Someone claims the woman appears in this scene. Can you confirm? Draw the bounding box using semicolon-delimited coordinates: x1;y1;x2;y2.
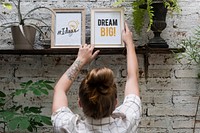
51;23;141;133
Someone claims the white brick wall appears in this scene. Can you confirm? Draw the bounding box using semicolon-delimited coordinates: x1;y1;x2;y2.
0;0;200;132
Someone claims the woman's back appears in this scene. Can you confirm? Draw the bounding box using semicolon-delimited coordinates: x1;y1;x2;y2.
52;94;141;133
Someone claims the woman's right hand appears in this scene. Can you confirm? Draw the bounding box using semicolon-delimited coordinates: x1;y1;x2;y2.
122;22;134;47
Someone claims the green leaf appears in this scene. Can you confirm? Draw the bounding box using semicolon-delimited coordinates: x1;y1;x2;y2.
0;97;5;101
44;83;54;90
38;80;44;83
3;3;12;10
14;89;22;95
3;111;15;121
0;97;5;106
29;107;42;113
40;116;52;125
33;115;41;122
44;80;54;84
132;1;146;35
15;105;22;111
39;82;46;88
27;125;33;132
0;103;5;106
20;80;33;90
28;124;37;132
8;117;20;130
19;117;30;130
40;89;49;95
10;105;16;111
24;106;31;113
21;89;28;94
15;89;27;95
33;89;41;96
0;121;6;124
33;121;44;126
146;0;154;32
26;80;33;85
0;91;6;97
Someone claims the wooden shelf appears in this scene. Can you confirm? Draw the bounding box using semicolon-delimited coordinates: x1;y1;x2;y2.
0;46;185;55
0;46;185;80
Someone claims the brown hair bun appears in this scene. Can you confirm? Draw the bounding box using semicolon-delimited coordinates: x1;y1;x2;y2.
79;67;117;119
86;67;114;95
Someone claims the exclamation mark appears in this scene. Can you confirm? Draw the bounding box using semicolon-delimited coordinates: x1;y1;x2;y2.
114;27;116;36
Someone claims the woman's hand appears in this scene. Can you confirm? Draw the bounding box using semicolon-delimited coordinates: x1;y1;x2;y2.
77;44;100;65
122;22;134;47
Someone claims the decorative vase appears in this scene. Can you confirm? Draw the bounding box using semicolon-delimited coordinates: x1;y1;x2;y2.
147;0;169;48
11;26;36;49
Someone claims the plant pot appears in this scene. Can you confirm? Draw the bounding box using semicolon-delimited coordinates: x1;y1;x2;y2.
11;26;36;49
147;0;169;48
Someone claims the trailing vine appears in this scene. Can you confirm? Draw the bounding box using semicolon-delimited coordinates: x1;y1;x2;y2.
146;0;154;32
132;0;146;34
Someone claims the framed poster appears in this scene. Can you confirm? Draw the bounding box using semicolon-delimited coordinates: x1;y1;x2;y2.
51;8;85;48
91;8;124;48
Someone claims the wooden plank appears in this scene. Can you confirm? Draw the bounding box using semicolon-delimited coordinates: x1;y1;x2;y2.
0;47;185;55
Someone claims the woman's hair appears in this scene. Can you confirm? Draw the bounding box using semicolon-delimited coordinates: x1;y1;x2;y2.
79;67;117;119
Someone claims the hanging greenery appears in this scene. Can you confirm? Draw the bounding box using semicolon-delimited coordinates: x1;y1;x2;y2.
114;0;180;35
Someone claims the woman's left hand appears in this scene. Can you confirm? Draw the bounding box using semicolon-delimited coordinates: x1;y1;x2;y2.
77;44;100;65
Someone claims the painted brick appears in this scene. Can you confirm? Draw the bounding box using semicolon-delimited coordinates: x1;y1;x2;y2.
141;90;173;104
148;54;176;65
0;64;13;78
175;69;199;78
138;128;168;133
147;105;174;116
148;104;196;116
173;96;199;104
172;117;195;128
153;91;173;104
172;129;194;133
140;117;172;128
148;69;172;78
15;64;44;77
146;78;198;91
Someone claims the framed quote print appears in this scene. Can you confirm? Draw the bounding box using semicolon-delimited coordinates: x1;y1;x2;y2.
91;8;124;48
51;8;85;48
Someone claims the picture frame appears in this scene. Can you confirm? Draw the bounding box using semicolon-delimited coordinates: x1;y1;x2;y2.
51;8;85;48
91;8;124;48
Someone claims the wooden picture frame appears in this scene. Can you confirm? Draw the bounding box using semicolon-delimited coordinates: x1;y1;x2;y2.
91;8;124;48
51;8;85;48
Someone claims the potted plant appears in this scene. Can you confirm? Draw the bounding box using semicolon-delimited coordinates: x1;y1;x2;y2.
114;0;180;48
0;0;53;50
0;80;54;132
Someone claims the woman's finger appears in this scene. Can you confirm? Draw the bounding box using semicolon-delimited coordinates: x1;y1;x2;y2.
124;22;130;32
84;44;88;48
91;50;100;60
89;44;95;50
